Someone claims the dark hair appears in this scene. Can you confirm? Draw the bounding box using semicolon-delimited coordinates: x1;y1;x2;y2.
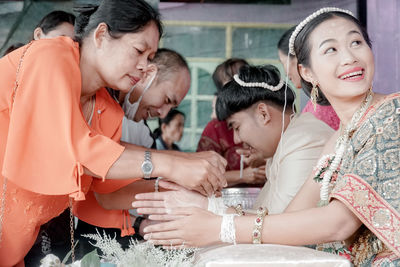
74;0;163;43
153;109;185;139
151;48;189;84
277;25;296;56
3;42;24;56
216;65;295;121
212;58;249;91
34;10;75;37
294;11;372;105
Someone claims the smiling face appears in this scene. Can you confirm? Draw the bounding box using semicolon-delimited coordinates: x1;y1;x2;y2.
95;21;159;94
133;67;191;121
299;16;374;103
226;103;283;159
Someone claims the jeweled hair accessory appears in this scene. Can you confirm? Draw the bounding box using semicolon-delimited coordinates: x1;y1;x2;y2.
289;7;355;56
233;74;284;91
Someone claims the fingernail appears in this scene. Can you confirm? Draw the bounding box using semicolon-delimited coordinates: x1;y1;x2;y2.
143;227;149;233
144;234;149;240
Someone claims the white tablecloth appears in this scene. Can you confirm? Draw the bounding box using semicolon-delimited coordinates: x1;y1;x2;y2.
194;244;351;267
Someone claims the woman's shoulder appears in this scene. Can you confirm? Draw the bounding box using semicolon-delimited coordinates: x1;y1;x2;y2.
28;37;79;63
363;92;400;123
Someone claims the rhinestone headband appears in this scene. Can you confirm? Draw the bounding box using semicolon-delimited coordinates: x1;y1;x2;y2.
289;7;355;56
233;74;284;91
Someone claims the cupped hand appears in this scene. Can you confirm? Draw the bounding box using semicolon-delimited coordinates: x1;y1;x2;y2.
142;207;222;247
132;180;208;220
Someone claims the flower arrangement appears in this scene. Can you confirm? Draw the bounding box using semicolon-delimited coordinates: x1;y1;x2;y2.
40;230;197;267
82;230;197;266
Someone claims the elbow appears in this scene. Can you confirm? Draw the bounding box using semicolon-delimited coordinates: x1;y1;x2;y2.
94;192;114;210
325;200;362;242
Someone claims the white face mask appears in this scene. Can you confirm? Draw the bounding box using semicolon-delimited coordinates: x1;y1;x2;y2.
122;74;156;121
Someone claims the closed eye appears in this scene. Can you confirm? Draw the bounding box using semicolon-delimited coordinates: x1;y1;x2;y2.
135;48;144;55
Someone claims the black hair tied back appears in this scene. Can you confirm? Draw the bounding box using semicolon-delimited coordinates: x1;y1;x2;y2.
73;4;99;41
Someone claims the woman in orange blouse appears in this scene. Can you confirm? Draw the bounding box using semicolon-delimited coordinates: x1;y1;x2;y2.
0;1;226;266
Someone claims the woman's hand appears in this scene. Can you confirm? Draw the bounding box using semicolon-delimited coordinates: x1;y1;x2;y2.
132;180;208;220
168;151;227;196
142;207;222;247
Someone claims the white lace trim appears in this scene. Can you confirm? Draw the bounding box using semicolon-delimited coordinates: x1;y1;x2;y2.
220;214;238;244
208;195;227;215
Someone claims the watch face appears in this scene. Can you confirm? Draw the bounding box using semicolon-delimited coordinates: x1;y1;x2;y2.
142;161;153;173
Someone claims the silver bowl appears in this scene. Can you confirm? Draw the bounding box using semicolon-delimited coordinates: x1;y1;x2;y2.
222;187;261;210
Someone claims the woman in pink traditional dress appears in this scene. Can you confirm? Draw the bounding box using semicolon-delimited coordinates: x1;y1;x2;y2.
278;26;340;131
133;8;400;266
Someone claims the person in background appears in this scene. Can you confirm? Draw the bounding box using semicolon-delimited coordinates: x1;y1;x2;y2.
154;109;185;151
2;43;25;56
32;10;75;40
197;58;266;187
119;48;191;148
277;26;340;131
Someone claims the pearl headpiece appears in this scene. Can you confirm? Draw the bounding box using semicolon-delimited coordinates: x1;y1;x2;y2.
233;74;284;91
289;7;355;56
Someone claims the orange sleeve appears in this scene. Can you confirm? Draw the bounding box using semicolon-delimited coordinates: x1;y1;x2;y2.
1;38;124;200
73;191;136;236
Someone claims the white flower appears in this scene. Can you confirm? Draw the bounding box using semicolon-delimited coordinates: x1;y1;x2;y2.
40;254;62;267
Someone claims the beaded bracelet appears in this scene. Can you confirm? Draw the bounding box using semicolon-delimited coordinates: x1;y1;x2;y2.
252;207;268;244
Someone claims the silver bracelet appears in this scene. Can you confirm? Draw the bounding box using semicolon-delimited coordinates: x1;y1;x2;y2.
155;177;162;192
220;214;238;244
207;195;227;215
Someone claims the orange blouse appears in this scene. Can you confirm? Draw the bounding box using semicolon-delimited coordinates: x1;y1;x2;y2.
73;88;140;237
0;37;125;266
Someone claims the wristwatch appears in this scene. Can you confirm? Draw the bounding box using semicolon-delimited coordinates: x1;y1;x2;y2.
141;150;153;178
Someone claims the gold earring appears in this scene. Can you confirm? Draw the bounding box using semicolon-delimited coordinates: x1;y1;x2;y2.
311;82;319;112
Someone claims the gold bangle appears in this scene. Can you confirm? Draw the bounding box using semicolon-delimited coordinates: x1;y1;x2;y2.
252;206;268;244
234;204;245;216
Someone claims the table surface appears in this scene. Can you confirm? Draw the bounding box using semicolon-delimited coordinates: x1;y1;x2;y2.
193;244;351;267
